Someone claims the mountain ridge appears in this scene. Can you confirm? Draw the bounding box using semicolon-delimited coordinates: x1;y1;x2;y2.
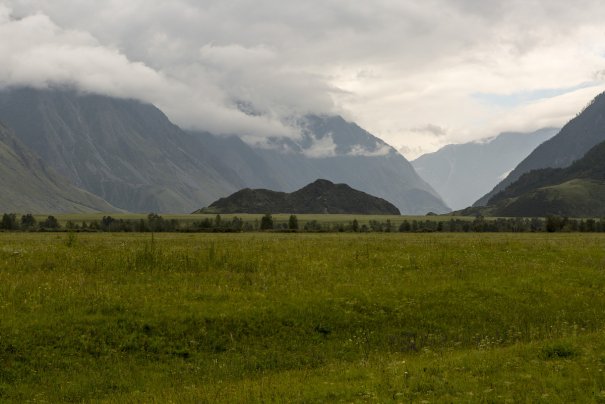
0;87;449;214
474;91;605;206
460;140;605;217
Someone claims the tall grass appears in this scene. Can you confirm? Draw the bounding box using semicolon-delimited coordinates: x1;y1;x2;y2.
0;233;604;402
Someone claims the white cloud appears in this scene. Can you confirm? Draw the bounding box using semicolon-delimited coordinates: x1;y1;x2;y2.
348;144;391;157
1;0;605;157
0;3;298;140
302;133;337;158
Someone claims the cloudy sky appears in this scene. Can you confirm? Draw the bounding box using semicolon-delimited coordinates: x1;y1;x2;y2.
2;0;605;158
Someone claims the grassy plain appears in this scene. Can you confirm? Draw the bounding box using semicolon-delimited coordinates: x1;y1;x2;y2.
1;232;605;402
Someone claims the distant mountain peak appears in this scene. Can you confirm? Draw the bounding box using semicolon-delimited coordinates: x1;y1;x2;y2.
412;128;558;210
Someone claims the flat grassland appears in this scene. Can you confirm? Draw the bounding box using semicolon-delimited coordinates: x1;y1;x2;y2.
1;233;605;402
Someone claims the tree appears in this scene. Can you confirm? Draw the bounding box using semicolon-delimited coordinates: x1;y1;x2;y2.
351;219;359;232
41;215;60;229
288;214;299;230
20;213;37;229
1;213;17;230
260;213;274;230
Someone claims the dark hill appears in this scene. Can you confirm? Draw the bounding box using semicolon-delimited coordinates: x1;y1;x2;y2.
197;179;401;215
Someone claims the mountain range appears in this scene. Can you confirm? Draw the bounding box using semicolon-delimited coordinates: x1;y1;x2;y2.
412;128;558;210
475;92;605;207
0;87;449;215
198;179;401;215
462;140;605;217
463;91;605;217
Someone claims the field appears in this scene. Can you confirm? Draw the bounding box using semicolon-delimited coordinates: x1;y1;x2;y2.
1;232;605;402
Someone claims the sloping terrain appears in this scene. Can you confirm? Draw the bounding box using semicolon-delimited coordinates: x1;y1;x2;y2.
412;128;557;209
0;87;245;213
464;140;605;217
0;122;118;213
198;179;401;214
475;91;605;206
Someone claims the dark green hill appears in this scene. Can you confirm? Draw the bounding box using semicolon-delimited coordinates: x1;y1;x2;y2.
197;179;401;215
464;140;605;217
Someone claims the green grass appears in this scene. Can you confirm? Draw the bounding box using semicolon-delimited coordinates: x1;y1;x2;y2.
1;233;605;402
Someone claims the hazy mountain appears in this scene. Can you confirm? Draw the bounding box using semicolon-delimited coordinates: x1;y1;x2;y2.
475;92;605;206
0;122;118;213
412;128;557;209
198;179;401;215
461;140;605;217
192;115;449;215
0;87;246;213
0;87;448;214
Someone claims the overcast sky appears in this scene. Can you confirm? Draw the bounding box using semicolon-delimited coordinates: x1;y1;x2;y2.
2;1;605;158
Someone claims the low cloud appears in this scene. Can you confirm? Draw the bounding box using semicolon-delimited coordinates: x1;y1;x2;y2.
0;4;299;140
348;143;391;157
302;133;337;158
2;1;605;154
410;124;449;137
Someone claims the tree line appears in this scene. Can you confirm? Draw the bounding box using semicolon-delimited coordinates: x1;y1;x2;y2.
2;212;605;233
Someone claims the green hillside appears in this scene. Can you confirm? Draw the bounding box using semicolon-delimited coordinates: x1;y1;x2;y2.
468;140;605;217
475;91;605;206
0;123;118;213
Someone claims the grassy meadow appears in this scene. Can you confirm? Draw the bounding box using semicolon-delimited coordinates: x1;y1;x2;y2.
1;232;605;402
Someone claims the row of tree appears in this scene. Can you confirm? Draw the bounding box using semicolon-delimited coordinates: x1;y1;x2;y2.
2;212;605;233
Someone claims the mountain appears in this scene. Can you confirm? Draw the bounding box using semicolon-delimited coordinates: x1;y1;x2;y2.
0;87;448;214
462;140;605;217
197;179;401;215
412;128;557;209
0;87;247;213
0;122;118;213
475;92;605;206
193;115;450;215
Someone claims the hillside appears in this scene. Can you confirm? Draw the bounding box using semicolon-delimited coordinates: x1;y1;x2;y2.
0;87;248;213
197;179;401;214
0;88;448;215
475;91;605;206
412;128;557;209
465;140;605;217
0;122;119;213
